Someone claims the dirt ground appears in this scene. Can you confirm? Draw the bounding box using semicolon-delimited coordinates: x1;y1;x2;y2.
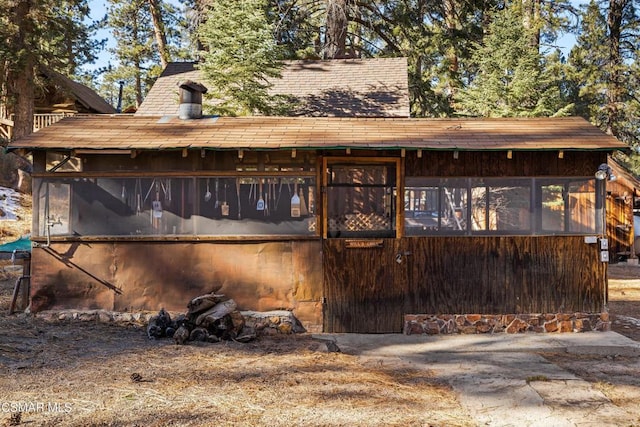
1;267;639;427
539;262;640;421
608;262;640;342
1;194;640;426
0;267;474;427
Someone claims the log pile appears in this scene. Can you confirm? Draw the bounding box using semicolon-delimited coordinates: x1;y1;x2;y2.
147;293;256;344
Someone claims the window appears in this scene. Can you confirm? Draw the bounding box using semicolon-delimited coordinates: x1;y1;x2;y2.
325;162;397;238
405;179;467;235
32;175;317;238
36;180;71;237
405;177;597;236
471;180;531;233
540;183;565;232
539;179;596;233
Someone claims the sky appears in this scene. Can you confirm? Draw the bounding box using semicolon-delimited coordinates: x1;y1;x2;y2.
85;0;109;71
84;0;183;73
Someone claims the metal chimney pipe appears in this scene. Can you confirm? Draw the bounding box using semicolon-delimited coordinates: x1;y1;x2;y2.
178;81;208;120
116;81;124;113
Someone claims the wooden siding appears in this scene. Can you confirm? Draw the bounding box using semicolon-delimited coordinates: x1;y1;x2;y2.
607;194;633;259
323;236;606;333
27;148;616;334
605;161;639;259
54;150;318;174
323;239;406;333
405;150;608;177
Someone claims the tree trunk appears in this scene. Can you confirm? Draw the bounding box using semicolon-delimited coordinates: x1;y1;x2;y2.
443;0;459;107
521;0;541;49
148;0;171;69
131;11;144;107
8;59;35;140
606;0;625;136
8;0;35;140
324;0;348;59
1;59;9;121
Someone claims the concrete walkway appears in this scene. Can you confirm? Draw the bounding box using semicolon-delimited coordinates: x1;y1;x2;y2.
316;332;640;426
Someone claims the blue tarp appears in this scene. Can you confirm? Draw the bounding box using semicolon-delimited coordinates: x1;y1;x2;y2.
0;235;31;253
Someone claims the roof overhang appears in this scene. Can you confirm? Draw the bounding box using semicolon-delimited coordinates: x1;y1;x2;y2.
8;115;628;153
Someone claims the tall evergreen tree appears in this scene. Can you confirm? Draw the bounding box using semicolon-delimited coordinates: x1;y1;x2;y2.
107;0;157;108
148;0;171;69
455;5;570;117
567;0;639;149
106;3;151;107
323;0;349;58
519;0;575;49
197;0;287;116
566;2;609;124
99;0;184;110
603;0;636;138
268;0;320;59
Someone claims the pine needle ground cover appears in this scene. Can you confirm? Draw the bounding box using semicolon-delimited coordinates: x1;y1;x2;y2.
0;273;472;427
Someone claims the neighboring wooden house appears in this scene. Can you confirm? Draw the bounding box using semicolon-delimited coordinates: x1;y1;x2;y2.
35;69;117;115
7;58;628;334
0;68;116;141
606;157;640;261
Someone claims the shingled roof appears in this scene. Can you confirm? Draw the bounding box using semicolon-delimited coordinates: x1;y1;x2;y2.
135;58;410;118
9;116;626;152
41;69;117;114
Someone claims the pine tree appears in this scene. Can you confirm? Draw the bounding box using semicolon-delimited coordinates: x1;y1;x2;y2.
455;5;569;117
268;0;320;59
566;1;609;125
104;0;163;109
566;0;640;172
148;0;171;69
567;0;639;147
197;0;287;116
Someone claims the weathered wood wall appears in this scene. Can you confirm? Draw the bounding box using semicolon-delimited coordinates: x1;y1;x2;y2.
606;168;637;259
29;241;324;332
323;239;406;333
323;236;606;333
29;148;613;334
405;150;608;177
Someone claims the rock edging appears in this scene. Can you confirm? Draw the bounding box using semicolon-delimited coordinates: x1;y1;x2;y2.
33;309;305;337
404;313;611;335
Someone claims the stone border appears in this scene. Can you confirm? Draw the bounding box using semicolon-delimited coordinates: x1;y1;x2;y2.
404;313;611;335
33;309;305;336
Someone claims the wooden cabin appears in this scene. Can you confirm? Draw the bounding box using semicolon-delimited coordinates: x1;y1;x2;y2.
35;69;117;116
606;157;640;261
9;113;626;333
6;58;630;334
0;68;116;141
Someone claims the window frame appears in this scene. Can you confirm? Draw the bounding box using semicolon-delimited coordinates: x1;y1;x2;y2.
31;170;319;241
322;157;402;239
404;176;598;237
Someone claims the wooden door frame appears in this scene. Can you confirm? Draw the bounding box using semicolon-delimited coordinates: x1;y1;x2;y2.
321;156;404;239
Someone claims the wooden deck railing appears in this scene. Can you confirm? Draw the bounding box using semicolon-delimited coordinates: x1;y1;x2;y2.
33;113;74;131
0;112;75;141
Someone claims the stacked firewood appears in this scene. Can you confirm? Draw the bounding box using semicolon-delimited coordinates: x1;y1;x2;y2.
147;293;256;344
